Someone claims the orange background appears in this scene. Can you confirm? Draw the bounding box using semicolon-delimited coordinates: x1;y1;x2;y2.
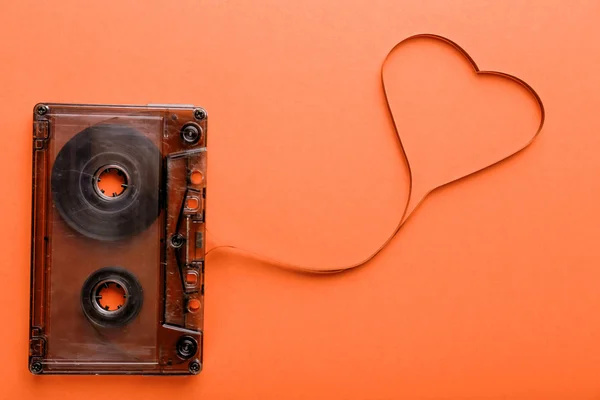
1;0;600;398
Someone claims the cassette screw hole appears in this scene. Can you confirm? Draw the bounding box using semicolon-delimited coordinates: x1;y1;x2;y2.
193;108;206;121
170;234;185;248
189;360;202;375
30;361;43;374
95;282;127;312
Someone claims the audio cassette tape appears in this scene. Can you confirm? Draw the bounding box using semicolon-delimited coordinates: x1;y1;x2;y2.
29;103;207;375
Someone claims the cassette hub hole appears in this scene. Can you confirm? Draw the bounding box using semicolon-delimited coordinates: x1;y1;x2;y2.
82;267;143;327
94;280;128;313
94;165;129;200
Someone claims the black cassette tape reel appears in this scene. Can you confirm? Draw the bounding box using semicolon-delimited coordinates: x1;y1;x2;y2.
51;124;155;327
51;123;161;241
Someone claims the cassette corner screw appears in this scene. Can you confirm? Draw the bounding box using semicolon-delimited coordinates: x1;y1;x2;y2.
30;361;43;374
193;108;207;121
189;360;202;375
36;104;49;116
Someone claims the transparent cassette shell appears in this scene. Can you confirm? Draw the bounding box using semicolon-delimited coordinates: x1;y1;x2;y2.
30;104;207;375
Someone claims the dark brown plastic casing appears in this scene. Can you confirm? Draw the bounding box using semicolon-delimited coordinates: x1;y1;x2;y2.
30;103;207;375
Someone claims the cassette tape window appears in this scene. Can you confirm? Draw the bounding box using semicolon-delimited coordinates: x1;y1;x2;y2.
30;104;207;375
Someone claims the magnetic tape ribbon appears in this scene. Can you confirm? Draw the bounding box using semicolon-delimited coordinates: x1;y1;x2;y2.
206;33;546;274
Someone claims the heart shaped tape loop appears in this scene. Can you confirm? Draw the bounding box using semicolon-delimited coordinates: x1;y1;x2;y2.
208;34;545;273
382;34;546;227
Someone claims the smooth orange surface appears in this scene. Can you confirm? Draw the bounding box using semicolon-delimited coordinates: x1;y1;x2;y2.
1;0;600;398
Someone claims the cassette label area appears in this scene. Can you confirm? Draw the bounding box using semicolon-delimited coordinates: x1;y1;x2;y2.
30;104;207;375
